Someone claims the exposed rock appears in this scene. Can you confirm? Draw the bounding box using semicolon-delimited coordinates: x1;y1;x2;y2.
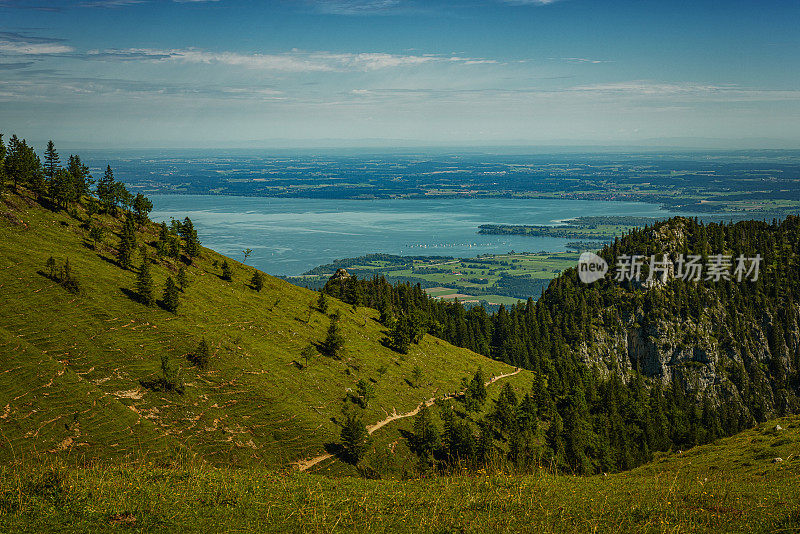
329;268;351;281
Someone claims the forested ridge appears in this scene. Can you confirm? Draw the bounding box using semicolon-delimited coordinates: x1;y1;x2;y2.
324;216;800;473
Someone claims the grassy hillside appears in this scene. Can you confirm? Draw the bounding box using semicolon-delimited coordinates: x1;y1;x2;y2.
0;416;797;532
0;190;529;468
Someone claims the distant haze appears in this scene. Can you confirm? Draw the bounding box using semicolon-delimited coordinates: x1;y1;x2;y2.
1;1;799;149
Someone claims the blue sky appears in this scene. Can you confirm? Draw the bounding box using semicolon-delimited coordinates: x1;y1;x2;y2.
1;0;799;148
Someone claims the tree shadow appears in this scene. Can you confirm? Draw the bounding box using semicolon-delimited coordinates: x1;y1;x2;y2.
97;253;122;269
120;287;144;304
323;442;343;457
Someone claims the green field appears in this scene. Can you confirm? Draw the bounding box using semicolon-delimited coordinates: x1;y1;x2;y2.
1;416;797;532
292;252;580;305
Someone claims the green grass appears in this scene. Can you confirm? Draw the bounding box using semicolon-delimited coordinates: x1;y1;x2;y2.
291;252;578;303
0;416;798;532
0;190;528;468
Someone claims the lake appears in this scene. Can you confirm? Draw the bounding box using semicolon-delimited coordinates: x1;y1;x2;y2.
149;196;683;276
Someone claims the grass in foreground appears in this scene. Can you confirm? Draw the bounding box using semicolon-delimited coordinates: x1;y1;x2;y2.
1;417;798;533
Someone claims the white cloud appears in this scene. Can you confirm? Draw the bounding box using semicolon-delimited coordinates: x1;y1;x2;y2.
0;40;73;54
569;81;800;102
500;0;563;5
560;57;610;64
89;47;495;72
310;0;402;15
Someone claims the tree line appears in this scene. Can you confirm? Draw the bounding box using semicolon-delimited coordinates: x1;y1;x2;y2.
324;216;800;474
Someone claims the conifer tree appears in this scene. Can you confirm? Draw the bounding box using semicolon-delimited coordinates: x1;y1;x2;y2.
409;405;440;468
465;367;487;412
317;291;329;313
159;354;183;393
66;154;92;201
322;311;345;359
378;295;393;325
179;217;201;260
300;343;316;367
354;378;374;408
411;365;423;388
43;140;60;182
58;258;80;294
250;269;264;291
133;193;153;225
340;410;370;465
96;165;116;213
49;169;76;210
5;136;44;195
190;338;210;369
88;225;104;249
221;260;232;281
176;266;188;291
135;258;155;307
162;276;180;313
118;214;137;269
45;256;57;279
388;315;412;354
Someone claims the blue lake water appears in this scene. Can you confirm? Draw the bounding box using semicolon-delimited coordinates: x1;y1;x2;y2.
149;196;684;276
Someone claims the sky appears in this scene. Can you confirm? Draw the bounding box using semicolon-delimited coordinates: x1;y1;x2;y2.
1;0;799;149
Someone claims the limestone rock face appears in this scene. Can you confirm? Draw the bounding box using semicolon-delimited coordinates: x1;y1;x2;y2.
329;268;351;282
571;218;800;422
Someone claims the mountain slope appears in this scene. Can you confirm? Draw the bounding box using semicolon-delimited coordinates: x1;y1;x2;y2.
0;190;530;467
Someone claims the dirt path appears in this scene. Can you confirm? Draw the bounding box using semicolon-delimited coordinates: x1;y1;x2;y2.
292;367;521;472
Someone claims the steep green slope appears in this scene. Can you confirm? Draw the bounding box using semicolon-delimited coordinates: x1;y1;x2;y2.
1;416;797;532
0;190;528;467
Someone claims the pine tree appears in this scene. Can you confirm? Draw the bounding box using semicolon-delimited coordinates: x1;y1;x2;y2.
88;225;104;249
388;315;412;354
221;260;232;281
409;405;440;468
250;270;264;291
58;258;80;294
118;214;137;269
317;291;329;313
190;338;210;369
180;217;201;260
322;311;345;359
465;367;487;412
135;258;155;307
43;140;60;182
300;343;316;367
378;295;393;325
411;365;423;388
159;354;183;393
133;193;153;225
96;165;116;214
162;276;180;313
66;154;92;201
49;169;76;210
45;256;57;279
339;410;370;465
5;136;44;195
354;378;374;408
176;266;188;291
